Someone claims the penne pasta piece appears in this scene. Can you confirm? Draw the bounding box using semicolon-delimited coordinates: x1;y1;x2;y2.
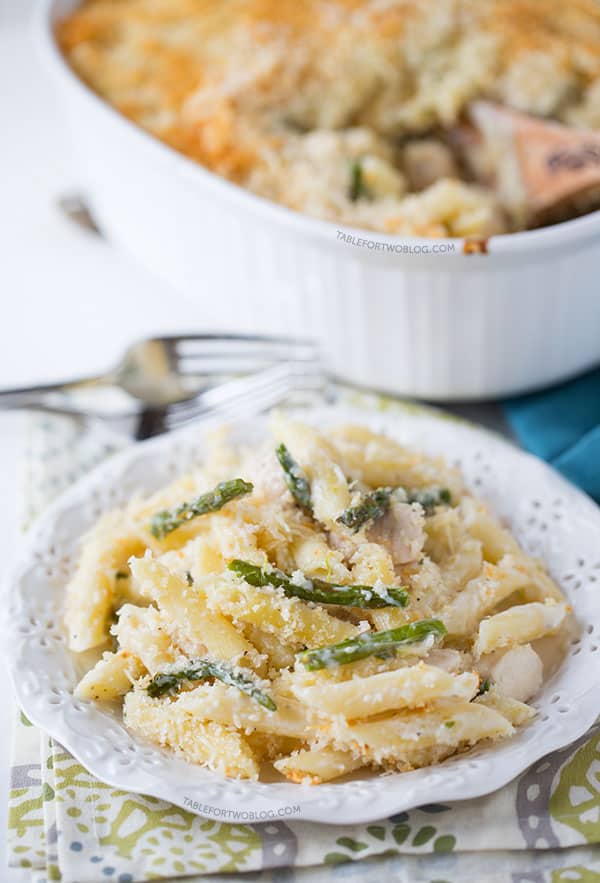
242;624;297;672
329;701;514;765
130;554;257;665
65;511;147;651
368;606;417;631
270;414;351;524
155;546;196;580
292;535;351;584
191;515;265;577
474;600;570;656
275;747;365;784
347;542;397;587
124;689;259;779
75;649;143;702
369;558;451;631
439;539;484;594
506;556;567;604
114;603;184;674
246;732;303;763
424;507;470;562
423;506;484;593
440;557;537;636
204;574;358;647
474;688;536;726
291;665;479;717
327;424;465;498
174;681;317;739
459;497;522;564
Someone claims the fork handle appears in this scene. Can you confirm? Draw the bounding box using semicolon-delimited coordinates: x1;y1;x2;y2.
0;373;107;408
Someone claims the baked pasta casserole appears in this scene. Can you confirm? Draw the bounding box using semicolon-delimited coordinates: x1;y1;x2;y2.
67;416;571;783
58;0;600;237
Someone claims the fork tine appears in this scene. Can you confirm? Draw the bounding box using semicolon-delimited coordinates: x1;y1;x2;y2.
174;356;311;376
157;332;316;347
171;371;325;413
161;334;318;362
164;363;323;430
166;363;298;417
164;378;294;430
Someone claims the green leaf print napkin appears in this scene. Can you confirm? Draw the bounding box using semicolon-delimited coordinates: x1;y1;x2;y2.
7;403;600;883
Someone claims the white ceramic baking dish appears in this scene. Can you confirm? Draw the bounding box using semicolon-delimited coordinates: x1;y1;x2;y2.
38;0;600;401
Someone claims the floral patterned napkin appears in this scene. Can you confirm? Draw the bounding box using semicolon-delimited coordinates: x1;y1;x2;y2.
7;402;600;883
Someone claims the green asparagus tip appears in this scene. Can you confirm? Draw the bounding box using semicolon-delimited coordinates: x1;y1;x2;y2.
275;443;313;515
337;485;452;534
336;487;393;533
150;478;253;539
349;159;369;202
476;677;492;697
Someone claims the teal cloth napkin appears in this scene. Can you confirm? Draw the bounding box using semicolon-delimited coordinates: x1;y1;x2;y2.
504;366;600;502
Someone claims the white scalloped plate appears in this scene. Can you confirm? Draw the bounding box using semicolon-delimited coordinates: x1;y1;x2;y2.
6;405;600;824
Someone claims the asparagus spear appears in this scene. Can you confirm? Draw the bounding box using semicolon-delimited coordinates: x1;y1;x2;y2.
336;485;452;532
297;618;447;670
146;658;277;710
349;160;368;202
150;478;253;539
336;487;393;532
229;559;408;608
406;487;452;514
476;677;492;697
275;443;312;515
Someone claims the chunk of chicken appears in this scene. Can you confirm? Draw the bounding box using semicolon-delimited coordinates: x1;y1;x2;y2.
248;446;289;506
402;139;459;192
366;500;425;566
425;648;469;674
478;643;543;703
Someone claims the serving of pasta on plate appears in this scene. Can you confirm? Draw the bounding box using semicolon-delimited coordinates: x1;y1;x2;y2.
66;415;572;785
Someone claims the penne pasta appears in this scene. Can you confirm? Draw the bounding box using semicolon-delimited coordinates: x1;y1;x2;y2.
290;664;479;717
67;418;570;782
475;600;570;656
440;557;538;636
113;603;184;674
475;689;537;726
275;747;364;784
174;682;317;739
124;689;259;779
65;511;147;651
329;701;514;765
203;574;358;647
75;650;144;702
130;554;258;666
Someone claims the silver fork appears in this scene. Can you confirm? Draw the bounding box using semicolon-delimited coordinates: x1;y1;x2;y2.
23;361;329;441
0;333;319;409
